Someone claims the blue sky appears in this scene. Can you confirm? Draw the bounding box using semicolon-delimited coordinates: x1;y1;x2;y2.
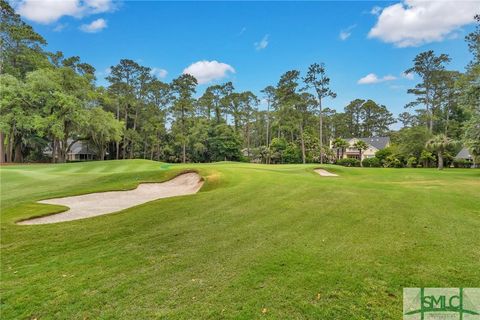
14;1;478;120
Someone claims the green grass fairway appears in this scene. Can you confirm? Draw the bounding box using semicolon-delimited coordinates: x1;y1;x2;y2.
1;160;479;319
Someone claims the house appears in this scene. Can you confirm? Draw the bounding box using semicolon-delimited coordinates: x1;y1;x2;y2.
331;137;390;161
455;147;472;161
44;140;96;161
67;141;96;161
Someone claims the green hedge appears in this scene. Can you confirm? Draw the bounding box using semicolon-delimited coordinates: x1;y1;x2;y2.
453;159;472;168
362;157;381;167
336;158;360;167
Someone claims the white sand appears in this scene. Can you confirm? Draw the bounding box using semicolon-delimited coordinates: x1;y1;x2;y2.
18;172;203;225
314;169;338;177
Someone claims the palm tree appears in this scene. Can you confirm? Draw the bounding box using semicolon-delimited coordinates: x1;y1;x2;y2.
332;138;342;160
426;134;455;170
353;140;369;167
332;137;349;160
338;139;350;159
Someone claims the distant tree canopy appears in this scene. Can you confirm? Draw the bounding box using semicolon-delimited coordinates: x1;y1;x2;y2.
0;0;478;166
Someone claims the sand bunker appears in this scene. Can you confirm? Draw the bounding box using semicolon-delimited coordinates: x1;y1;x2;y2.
18;172;203;225
315;169;338;177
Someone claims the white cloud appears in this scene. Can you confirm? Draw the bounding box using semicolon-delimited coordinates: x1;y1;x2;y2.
84;0;114;13
368;0;479;47
183;60;235;84
151;68;168;79
79;18;107;33
15;0;115;24
339;25;356;41
53;23;68;32
339;31;351;41
370;6;382;15
254;34;269;50
382;75;397;81
401;72;414;80
358;73;397;85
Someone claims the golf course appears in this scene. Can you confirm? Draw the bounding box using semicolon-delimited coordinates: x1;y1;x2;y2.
1;160;479;319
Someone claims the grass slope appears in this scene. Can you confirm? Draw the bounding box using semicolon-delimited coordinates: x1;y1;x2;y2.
1;160;479;319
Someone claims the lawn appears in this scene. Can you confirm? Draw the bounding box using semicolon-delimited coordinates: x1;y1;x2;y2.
1;160;479;319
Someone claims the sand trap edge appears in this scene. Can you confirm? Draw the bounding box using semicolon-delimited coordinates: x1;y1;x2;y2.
314;169;338;177
16;171;204;225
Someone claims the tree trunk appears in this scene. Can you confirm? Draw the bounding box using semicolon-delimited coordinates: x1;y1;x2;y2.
266;102;270;147
445;106;449;135
63;135;69;163
123;106;128;159
437;151;444;170
130;107;138;159
247;123;251;157
14;142;23;163
51;139;57;163
319;98;323;164
7;131;13;163
425;85;433;134
359;150;363;167
429;111;433;134
182;140;186;163
100;147;105;161
156;134;161;161
299;122;306;164
0;131;5;164
116;102;120;160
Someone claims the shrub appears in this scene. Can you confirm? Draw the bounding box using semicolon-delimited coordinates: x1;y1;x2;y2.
336;158;360;167
375;147;393;163
384;155;403;168
444;152;454;167
420;150;436;168
453;158;471;168
283;143;301;164
406;156;417;168
362;157;381;167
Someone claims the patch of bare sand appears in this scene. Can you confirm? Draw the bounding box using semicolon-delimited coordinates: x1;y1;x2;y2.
18;172;203;225
315;169;338;177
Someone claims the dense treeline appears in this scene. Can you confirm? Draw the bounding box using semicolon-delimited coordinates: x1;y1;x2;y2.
1;1;479;167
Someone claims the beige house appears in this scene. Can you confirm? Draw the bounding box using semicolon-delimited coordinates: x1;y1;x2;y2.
331;137;390;161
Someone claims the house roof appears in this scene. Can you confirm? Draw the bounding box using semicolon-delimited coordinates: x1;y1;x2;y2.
69;141;94;155
352;137;390;150
455;147;472;159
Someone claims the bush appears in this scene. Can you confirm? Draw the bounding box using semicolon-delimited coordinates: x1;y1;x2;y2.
420;150;436;168
384;155;403;168
406;156;417;168
453;158;472;168
362;157;381;167
375;147;394;163
283;142;301;164
336;158;360;167
444;152;454;167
